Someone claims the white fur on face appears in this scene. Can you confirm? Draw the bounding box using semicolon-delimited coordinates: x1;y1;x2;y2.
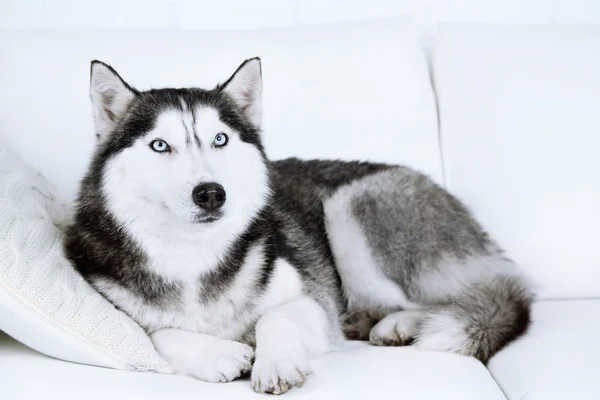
101;105;270;280
103;105;268;223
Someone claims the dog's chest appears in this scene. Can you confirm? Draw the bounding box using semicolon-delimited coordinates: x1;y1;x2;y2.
166;282;256;339
99;275;257;340
107;240;265;339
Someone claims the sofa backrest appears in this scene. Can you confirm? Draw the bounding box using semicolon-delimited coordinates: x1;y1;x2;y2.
1;17;599;301
433;24;600;299
3;0;600;36
0;18;441;202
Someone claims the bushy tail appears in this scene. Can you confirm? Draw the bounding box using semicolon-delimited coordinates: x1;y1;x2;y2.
414;275;533;363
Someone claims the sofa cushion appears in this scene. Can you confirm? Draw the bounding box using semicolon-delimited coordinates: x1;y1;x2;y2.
488;300;600;400
0;137;171;373
0;331;507;399
433;24;600;298
0;17;441;203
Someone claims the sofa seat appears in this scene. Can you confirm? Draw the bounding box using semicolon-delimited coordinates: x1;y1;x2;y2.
0;332;505;399
3;299;599;399
0;299;600;400
489;299;600;400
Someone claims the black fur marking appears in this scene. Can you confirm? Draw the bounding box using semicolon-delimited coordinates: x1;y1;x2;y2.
103;106;116;123
182;119;192;147
271;158;393;192
64;201;183;308
100;91;117;122
190;104;201;149
257;232;277;290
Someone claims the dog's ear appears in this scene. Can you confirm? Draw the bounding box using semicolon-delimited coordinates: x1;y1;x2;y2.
90;60;137;142
220;58;262;128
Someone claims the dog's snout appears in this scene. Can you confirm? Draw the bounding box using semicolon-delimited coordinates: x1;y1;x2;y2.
192;183;226;211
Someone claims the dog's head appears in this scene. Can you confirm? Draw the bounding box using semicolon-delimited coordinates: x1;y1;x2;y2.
88;59;270;230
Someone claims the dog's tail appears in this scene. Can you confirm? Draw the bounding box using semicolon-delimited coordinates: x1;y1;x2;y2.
414;274;533;363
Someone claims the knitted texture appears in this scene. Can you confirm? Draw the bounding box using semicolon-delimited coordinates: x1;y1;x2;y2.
0;137;172;373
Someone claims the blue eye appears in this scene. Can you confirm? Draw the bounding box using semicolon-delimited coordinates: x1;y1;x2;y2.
150;139;170;153
214;133;228;148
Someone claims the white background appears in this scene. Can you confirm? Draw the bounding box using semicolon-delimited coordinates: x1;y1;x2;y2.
2;0;600;34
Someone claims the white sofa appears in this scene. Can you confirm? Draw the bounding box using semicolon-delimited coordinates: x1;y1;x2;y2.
1;12;600;400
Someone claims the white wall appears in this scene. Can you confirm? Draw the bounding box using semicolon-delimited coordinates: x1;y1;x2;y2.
2;0;600;36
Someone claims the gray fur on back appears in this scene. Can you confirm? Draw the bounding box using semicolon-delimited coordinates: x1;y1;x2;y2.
350;166;495;301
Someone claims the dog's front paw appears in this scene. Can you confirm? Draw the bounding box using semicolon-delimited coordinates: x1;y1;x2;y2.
251;356;311;395
191;339;254;383
151;330;254;383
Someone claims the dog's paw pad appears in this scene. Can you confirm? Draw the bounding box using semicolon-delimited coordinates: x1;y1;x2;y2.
251;357;311;395
341;309;382;341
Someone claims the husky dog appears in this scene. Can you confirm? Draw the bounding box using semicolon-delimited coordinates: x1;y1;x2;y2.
65;58;533;394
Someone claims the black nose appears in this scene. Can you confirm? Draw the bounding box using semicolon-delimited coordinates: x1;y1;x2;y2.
192;183;226;211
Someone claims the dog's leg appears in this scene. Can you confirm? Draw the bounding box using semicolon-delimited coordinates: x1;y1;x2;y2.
323;171;423;317
325;168;533;362
150;328;254;382
251;296;332;395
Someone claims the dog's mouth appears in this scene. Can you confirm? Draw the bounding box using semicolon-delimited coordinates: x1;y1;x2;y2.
158;202;223;224
197;217;219;224
192;212;223;224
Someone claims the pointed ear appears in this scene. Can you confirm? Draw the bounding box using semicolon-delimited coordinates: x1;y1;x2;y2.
89;60;137;141
220;58;262;128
